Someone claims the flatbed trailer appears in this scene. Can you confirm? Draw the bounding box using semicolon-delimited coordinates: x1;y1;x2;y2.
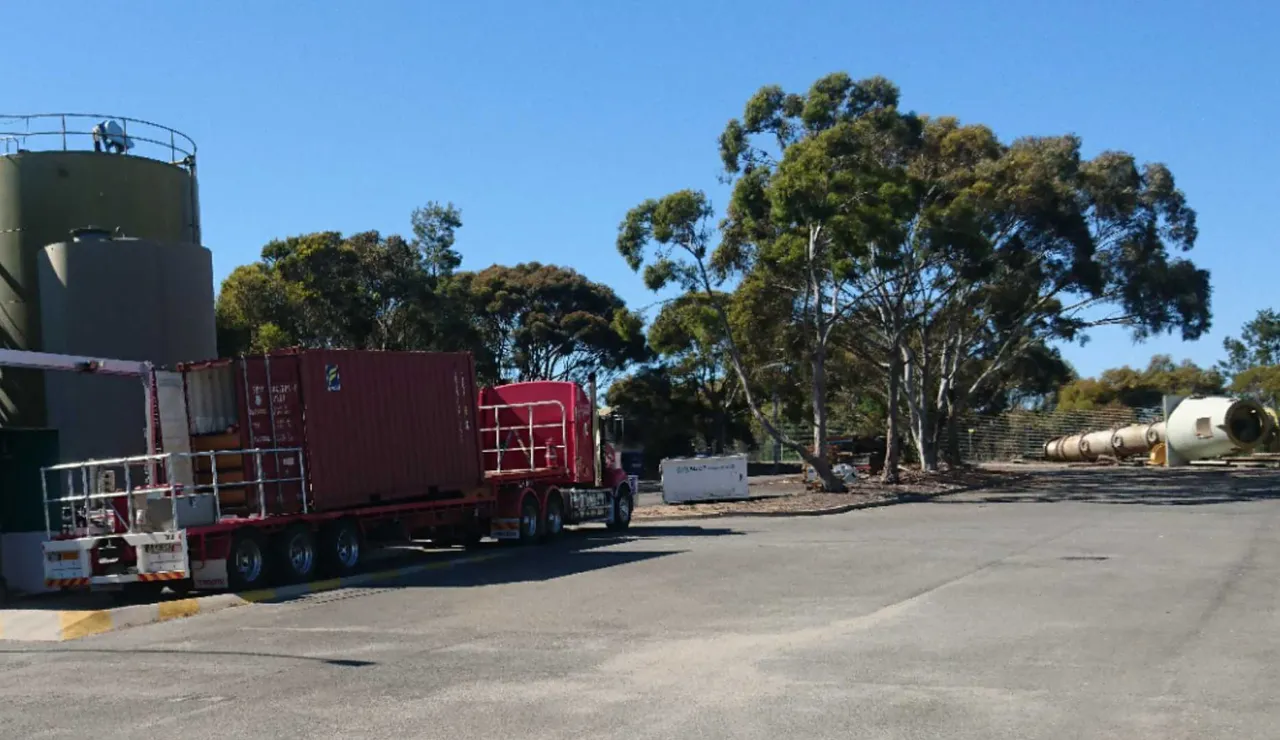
6;348;636;594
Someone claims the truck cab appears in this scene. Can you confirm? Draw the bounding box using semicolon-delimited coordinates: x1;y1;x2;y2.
478;379;636;542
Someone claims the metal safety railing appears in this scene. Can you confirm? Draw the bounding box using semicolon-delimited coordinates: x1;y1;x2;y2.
479;400;569;476
41;447;304;539
0;112;196;168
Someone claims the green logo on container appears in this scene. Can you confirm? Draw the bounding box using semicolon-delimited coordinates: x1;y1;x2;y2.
325;364;341;392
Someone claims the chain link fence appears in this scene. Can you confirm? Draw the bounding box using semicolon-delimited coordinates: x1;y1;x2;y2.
741;407;1165;465
955;406;1162;462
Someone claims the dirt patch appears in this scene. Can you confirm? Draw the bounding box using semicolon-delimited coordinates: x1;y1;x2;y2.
634;466;1016;520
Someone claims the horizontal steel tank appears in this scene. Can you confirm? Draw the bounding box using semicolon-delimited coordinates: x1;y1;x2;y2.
38;231;215;463
1053;433;1087;462
1080;428;1118;461
0;114;199;428
1111;422;1164;458
1165;396;1271;461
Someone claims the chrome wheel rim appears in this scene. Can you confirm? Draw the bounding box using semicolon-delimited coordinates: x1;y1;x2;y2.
234;541;263;582
288;534;314;575
617;495;631;523
547;503;563;534
522;505;538;538
335;529;359;567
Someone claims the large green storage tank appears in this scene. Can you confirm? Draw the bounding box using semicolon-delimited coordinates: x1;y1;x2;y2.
0;114;201;429
40;233;216;463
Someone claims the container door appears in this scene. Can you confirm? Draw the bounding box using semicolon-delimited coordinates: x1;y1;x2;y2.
154;371;195;490
235;354;305;516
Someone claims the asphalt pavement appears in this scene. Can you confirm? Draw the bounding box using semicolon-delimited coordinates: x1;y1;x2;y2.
4;466;1280;739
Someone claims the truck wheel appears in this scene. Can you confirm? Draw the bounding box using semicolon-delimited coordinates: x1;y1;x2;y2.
275;525;318;584
518;496;540;545
227;529;269;591
607;489;633;532
543;494;564;542
320;519;362;576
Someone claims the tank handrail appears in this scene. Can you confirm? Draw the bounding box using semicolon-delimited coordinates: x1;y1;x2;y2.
0;113;196;164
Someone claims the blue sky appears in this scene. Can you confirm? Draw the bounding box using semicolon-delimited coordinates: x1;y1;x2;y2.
5;0;1275;379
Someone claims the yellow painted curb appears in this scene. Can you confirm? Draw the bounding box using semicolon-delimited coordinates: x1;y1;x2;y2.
157;599;201;622
238;588;278;603
60;610;112;641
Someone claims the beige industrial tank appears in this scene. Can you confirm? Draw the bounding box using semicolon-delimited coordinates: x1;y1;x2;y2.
1164;396;1270;462
37;232;215;463
0;114;199;427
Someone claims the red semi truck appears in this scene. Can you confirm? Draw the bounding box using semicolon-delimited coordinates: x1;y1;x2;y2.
36;348;636;593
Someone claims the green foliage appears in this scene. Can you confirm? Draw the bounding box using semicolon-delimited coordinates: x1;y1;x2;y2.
218;230;438;354
1230;365;1280;404
1056;355;1225;410
214;204;479;363
604;367;699;473
411;201;463;278
1218;309;1280;405
624;71;1211;479
648;293;755;453
463;262;649;383
1221;308;1280;377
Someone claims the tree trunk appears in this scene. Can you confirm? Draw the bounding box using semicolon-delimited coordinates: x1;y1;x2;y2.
902;352;938;472
882;352;902;484
942;390;963;467
713;403;727;455
811;342;830;479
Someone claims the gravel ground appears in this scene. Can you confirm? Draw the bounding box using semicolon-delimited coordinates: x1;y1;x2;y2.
635;465;1014;518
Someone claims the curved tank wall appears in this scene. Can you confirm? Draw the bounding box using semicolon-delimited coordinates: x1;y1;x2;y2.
1164;396;1270;463
0;150;199;427
37;236;215;463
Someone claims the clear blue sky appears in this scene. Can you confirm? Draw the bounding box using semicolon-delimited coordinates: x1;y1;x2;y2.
5;0;1275;379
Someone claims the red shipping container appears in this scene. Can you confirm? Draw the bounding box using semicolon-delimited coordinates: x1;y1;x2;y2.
478;381;596;485
185;349;485;515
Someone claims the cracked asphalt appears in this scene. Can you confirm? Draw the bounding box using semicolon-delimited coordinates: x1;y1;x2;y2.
3;466;1280;739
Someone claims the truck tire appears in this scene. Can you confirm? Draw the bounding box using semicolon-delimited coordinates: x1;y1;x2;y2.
607;488;633;532
542;494;564;542
519;496;540;545
275;525;318;584
227;529;270;591
320;519;362;576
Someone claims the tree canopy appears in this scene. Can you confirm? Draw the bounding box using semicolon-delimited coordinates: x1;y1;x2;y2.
464;262;648;383
1057;355;1225;410
1219;309;1280;404
211;72;1230;486
619;71;1211;487
215;208;647;387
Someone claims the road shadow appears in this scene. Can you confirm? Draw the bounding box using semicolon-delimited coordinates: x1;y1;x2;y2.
2;524;741;612
254;524;742;602
930;467;1280;507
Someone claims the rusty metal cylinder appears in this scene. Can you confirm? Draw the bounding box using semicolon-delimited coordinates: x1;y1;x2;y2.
1146;421;1165;446
1112;423;1157;458
1058;433;1087;462
1081;429;1118;460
